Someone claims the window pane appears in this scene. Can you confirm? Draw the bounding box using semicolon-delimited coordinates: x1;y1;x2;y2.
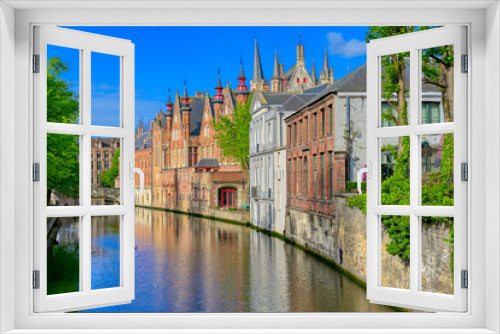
421;45;454;123
91;52;120;127
91;136;121;205
421;216;454;295
421;134;454;206
380;136;410;205
47;133;80;206
91;215;121;290
380;52;410;127
47;45;80;124
47;216;80;295
381;215;410;290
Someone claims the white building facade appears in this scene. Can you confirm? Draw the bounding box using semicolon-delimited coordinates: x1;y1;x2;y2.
249;92;317;233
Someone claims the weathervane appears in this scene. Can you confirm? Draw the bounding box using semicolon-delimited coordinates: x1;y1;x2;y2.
299;31;302;45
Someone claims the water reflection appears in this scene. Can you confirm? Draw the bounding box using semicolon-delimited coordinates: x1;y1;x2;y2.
79;208;395;312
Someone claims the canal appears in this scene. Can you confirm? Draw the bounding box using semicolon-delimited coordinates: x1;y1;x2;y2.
55;208;396;312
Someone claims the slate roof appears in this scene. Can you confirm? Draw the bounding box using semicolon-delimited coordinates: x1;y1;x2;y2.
187;98;204;136
279;93;317;112
195;158;220;169
261;93;295;106
135;131;151;150
303;82;330;94
288;61;441;118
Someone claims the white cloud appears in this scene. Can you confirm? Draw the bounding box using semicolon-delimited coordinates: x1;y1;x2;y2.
326;32;366;58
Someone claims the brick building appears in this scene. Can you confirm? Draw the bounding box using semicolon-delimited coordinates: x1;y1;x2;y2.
284;89;345;217
134;65;251;219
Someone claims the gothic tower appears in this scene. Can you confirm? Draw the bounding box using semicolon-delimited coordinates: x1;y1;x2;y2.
250;38;268;92
270;49;284;93
319;48;334;84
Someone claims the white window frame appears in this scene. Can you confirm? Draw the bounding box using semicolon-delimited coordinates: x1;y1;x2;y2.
365;26;467;312
32;25;136;313
1;2;498;334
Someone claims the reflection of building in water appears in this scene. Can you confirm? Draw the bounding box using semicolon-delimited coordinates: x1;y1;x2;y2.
55;217;80;246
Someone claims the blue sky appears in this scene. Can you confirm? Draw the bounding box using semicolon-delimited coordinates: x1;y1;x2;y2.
50;26;369;127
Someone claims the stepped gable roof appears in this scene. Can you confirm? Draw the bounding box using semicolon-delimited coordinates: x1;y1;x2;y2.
304;82;330;94
195;158;220;169
135;131;152;150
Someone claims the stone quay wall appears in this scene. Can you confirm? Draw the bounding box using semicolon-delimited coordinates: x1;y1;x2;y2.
285;194;453;293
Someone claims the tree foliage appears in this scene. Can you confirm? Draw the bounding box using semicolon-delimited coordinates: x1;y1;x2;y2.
212;94;253;171
46;56;80;205
102;148;121;188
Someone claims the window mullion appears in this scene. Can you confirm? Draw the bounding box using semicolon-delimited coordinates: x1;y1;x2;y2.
409;48;420;295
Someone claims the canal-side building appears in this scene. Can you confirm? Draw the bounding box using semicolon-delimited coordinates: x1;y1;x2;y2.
134;67;251;222
249;91;317;233
284;62;446;238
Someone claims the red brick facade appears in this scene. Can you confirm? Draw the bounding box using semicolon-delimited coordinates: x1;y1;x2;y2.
136;79;250;214
285;94;346;216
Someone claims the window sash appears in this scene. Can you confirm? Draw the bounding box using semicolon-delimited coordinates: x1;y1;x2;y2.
366;25;467;312
32;26;135;313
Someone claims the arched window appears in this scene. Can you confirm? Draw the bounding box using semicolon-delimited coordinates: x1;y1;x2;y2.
303;78;307;83
194;187;198;200
202;187;206;200
297;78;300;83
218;187;238;208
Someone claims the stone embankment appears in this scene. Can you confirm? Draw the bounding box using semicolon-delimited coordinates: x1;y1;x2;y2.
284;194;453;294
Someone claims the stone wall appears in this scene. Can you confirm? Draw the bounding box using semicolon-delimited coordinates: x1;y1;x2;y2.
285;194;452;293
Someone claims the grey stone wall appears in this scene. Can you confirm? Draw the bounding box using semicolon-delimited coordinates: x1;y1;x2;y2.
285;195;453;293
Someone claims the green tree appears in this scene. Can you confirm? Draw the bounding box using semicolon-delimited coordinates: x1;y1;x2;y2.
46;56;80;205
212;94;253;172
101;148;121;188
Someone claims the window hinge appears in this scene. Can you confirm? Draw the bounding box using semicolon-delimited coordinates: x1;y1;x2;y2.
461;54;468;73
33;270;40;289
33;163;40;182
33;54;40;73
461;270;468;289
461;162;468;181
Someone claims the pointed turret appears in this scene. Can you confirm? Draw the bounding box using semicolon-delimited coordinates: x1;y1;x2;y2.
214;68;224;104
272;49;280;79
319;48;333;84
250;38;268;92
311;57;317;85
270;49;284;93
166;89;174;117
236;57;249;104
253;39;264;81
181;79;191;112
323;48;329;75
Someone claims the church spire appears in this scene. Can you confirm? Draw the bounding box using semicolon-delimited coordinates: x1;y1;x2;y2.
272;48;280;79
311;56;317;85
323;48;329;75
252;38;264;81
250;37;269;92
